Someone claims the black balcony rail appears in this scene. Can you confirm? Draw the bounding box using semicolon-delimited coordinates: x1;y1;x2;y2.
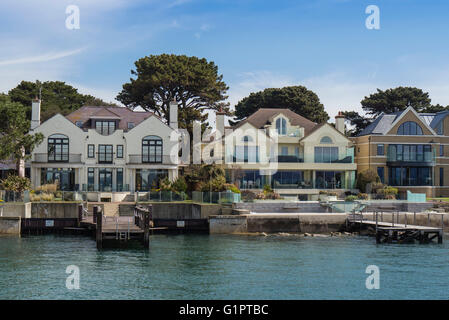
33;153;82;163
128;154;178;165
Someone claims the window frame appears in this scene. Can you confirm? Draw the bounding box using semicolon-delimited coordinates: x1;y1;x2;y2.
98;144;113;164
116;145;124;158
88;144;95;158
47;134;69;163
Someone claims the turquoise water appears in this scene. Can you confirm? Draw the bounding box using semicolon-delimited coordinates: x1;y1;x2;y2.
0;234;448;300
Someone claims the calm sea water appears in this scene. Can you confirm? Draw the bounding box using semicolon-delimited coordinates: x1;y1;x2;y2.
0;234;448;300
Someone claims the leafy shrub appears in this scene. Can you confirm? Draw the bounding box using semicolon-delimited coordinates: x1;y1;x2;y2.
241;190;257;202
36;183;58;193
159;177;172;191
171;177;188;193
0;175;31;192
327;191;338;197
356;169;380;193
345;195;358;202
357;193;369;200
224;183;241;194
263;184;273;193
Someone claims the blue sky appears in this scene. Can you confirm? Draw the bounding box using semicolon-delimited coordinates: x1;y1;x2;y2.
1;0;449;124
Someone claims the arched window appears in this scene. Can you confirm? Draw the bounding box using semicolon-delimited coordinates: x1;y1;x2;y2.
276;118;287;135
320;136;333;144
242;135;253;142
397;121;423;135
48;134;69;162
142;136;162;163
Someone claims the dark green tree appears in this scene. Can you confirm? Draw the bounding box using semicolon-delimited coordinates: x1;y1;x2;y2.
0;98;44;177
8;80;117;122
117;54;231;129
232;86;329;124
341;111;373;136
361;86;432;117
345;87;448;136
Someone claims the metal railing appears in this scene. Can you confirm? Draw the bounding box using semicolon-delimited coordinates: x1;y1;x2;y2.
33;153;82;163
128;154;178;165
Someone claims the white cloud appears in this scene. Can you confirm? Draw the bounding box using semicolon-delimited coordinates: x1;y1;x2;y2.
0;48;86;67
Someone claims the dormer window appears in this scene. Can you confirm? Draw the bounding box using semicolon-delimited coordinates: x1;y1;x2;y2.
276;117;287;135
96;120;116;135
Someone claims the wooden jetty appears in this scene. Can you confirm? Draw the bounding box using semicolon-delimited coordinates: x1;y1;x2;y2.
80;205;165;249
347;211;444;244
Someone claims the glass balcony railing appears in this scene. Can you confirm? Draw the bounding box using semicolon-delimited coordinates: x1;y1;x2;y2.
387;146;435;163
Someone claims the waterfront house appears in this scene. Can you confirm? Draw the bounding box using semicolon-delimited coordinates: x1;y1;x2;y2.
351;106;449;198
29;99;180;200
206;108;357;200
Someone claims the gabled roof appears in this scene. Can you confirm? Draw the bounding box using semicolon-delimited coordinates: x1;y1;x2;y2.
233;108;317;135
65;106;155;131
358;107;441;136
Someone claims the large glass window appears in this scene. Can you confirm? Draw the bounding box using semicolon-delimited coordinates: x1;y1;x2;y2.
397;121;423;135
98;145;113;163
234;146;259;163
142;136;162;163
276;117;287;135
388;166;432;186
272;171;304;189
87;168;95;191
41;168;74;190
98;168;113;191
237;170;267;189
96;121;116;135
135;169;168;191
48;134;69;162
315;171;344;189
388;144;432;162
314;147;339;163
117;168;124;191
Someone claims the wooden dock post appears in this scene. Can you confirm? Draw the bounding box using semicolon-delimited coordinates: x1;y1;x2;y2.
95;206;103;249
78;204;83;227
143;212;150;248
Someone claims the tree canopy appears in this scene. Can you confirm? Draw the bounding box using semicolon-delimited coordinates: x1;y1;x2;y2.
344;87;449;136
116;54;231;129
8;80;117;122
0;97;44;177
231;86;329;125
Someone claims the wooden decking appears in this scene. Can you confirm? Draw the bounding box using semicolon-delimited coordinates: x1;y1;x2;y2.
81;205;165;249
348;213;444;244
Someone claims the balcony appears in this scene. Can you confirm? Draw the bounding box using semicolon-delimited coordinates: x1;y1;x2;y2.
33;153;82;163
128;155;178;165
387;146;435;167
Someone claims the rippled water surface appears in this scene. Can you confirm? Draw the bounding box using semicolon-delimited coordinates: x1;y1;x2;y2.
0;234;448;299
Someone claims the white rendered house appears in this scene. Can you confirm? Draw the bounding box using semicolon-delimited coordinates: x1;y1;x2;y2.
205;108;357;200
29;99;180;197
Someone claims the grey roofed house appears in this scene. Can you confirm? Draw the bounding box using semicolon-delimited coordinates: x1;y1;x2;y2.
357;108;449;136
